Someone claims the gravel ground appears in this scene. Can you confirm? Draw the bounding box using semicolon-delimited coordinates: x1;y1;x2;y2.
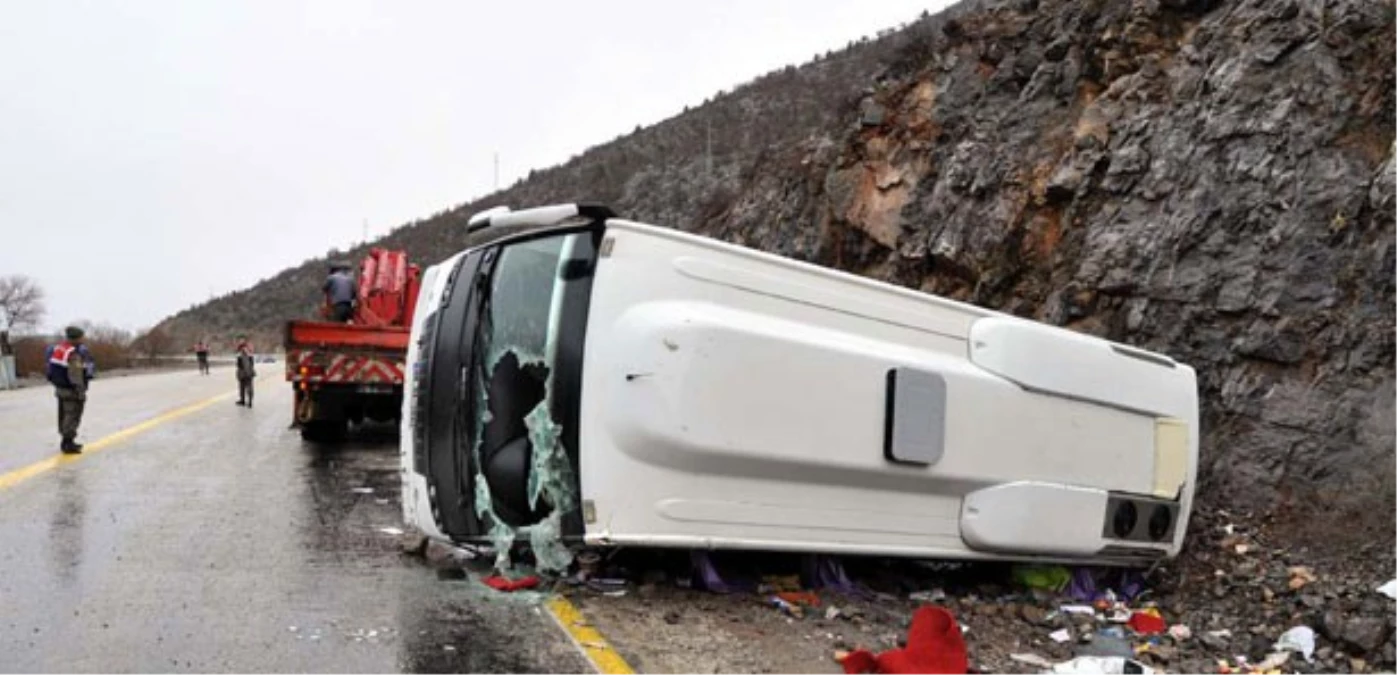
556;506;1395;674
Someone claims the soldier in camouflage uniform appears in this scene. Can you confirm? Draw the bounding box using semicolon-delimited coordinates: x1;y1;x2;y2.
234;336;256;407
47;326;90;454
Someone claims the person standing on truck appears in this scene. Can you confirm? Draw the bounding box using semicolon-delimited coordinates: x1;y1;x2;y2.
193;339;210;375
234;335;256;407
323;262;356;323
47;326;90;454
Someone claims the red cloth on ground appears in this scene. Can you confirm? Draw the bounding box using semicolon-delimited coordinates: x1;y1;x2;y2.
481;575;540;592
841;605;968;674
1127;611;1167;635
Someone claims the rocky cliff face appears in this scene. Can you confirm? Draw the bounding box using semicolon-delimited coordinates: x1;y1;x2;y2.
710;0;1397;544
160;0;1395;546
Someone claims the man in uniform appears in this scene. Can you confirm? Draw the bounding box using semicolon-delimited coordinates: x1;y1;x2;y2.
234;335;256;407
47;326;90;454
323;262;356;323
194;338;211;375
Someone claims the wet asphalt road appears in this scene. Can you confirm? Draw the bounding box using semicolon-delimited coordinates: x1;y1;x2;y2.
0;366;589;673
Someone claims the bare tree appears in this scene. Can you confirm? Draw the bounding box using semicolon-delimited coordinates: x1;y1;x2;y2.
72;320;133;348
0;275;45;356
131;327;174;364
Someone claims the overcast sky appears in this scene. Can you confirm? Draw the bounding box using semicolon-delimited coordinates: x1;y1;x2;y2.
0;0;953;333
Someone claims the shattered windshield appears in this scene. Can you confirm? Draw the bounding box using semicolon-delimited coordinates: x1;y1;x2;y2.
468;233;588;572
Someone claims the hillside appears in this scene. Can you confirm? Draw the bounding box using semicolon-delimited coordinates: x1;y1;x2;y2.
158;0;1395;549
155;21;934;348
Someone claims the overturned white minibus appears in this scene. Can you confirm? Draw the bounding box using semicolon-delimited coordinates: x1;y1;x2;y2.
401;204;1199;570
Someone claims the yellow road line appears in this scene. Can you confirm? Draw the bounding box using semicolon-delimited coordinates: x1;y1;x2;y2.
545;595;636;674
0;392;232;491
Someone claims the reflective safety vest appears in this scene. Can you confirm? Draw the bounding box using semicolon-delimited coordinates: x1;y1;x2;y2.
47;341;76;389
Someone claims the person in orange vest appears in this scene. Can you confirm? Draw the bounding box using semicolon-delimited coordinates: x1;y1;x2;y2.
47;326;90;454
193;339;210;375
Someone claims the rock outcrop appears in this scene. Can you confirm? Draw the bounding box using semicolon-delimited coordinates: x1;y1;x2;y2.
714;0;1397;543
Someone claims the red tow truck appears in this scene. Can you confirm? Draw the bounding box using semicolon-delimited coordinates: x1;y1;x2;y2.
285;248;422;441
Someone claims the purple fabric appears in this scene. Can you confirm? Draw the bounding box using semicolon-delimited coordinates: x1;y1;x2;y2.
1067;567;1145;601
802;555;850;590
690;551;746;594
801;554;873;598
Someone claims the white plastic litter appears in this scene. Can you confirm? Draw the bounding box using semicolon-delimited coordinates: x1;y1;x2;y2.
1060;605;1097;615
1011;653;1054;669
351;487;374;494
378;527;405;536
1378;579;1397;600
1274;625;1316;662
909;589;946;602
1050;628;1072;643
1050;656;1154;674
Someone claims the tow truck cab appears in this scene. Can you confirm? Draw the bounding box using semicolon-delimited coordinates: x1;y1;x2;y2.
400;204;1199;567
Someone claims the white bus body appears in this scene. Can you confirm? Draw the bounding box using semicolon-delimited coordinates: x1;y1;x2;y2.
401;204;1199;566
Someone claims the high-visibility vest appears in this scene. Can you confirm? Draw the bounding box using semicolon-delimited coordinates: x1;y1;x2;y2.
47;342;76;388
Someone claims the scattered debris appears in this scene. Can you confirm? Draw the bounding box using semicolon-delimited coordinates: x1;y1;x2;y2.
807;555;860;594
1378;579;1397;600
1273;626;1315;662
350;487;374;494
1068;567;1145;602
1286;566;1317;591
422;539;476;567
839;606;967;674
575;550;603;579
688;551;749;594
544;520;1394;674
378;527;404;536
1127;610;1167;635
1050;656;1154;674
1078;633;1135;659
481;575;541;592
762;574;803;593
398;532;429;555
769;596;804;619
1010;652;1055;669
1014;565;1072;592
776;591;821;608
